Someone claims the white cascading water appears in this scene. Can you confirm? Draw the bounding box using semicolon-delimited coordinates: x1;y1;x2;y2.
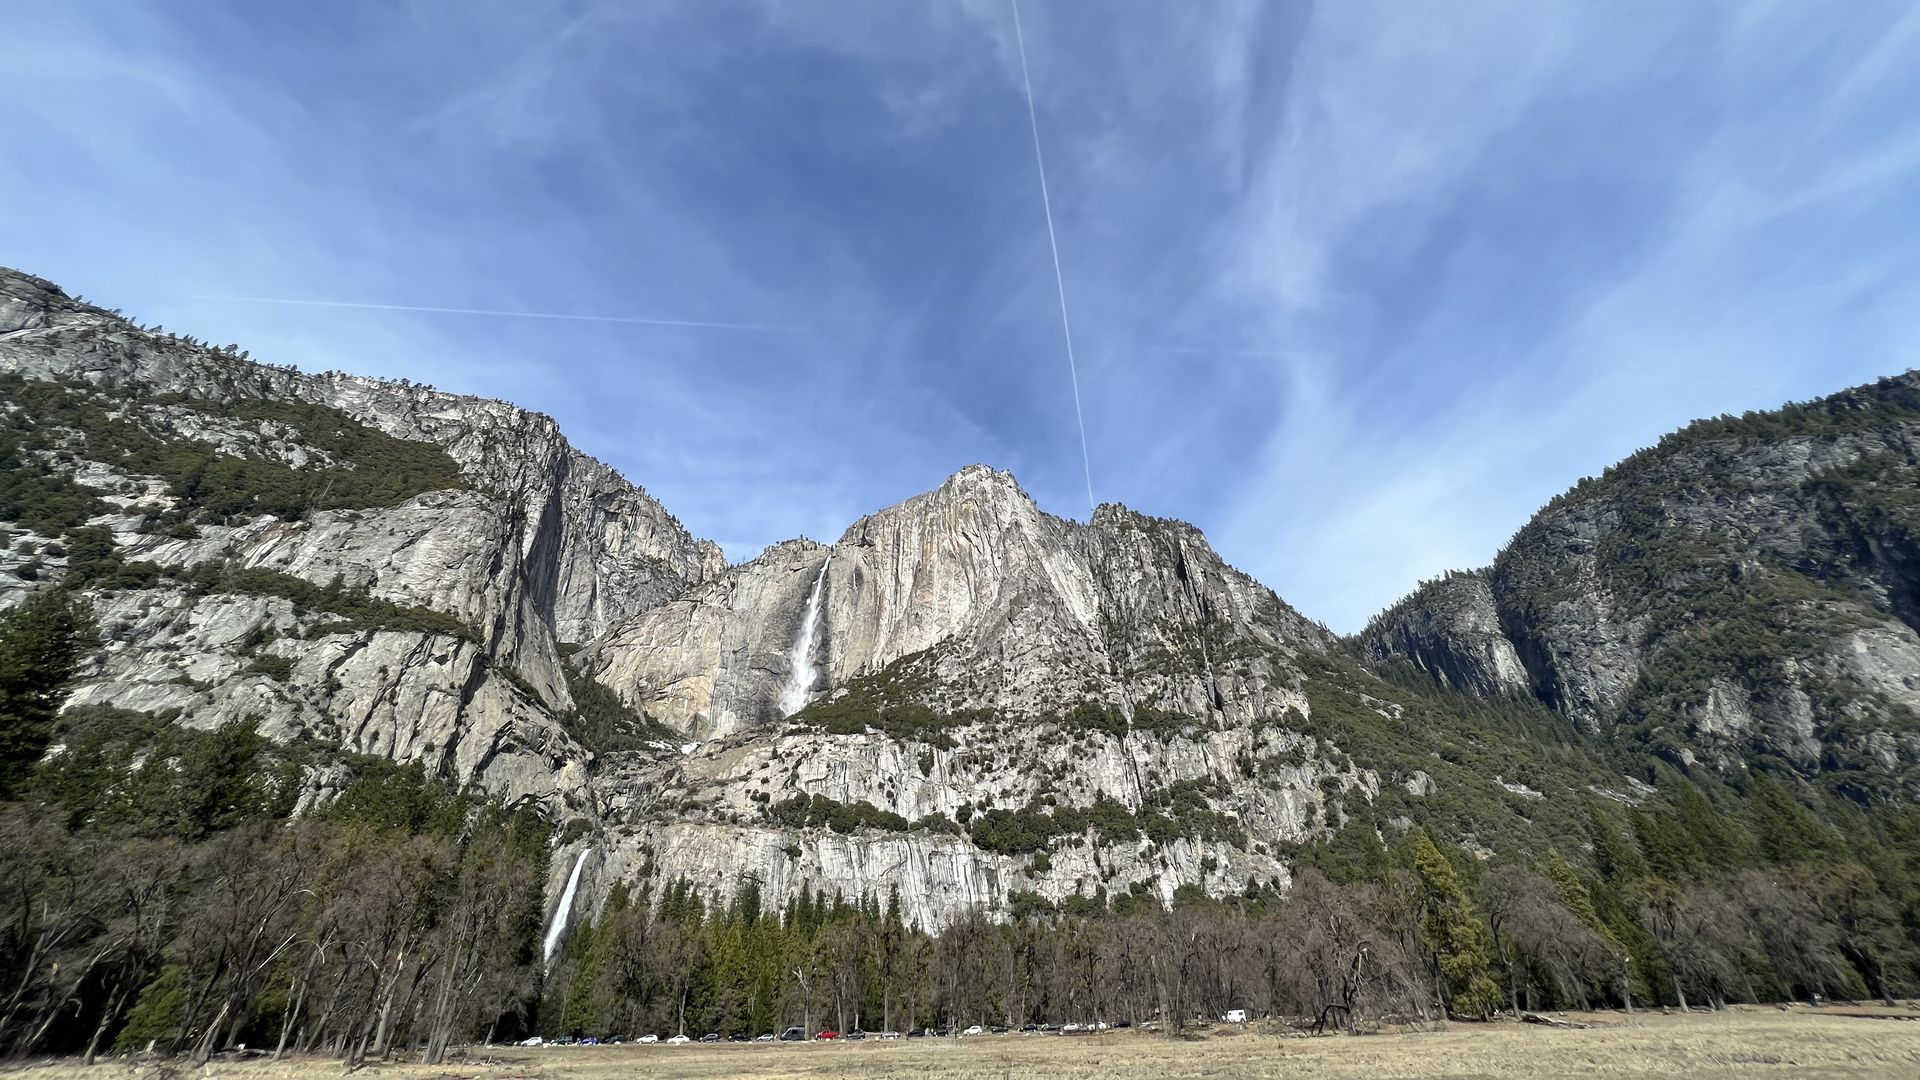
778;555;832;716
542;849;589;968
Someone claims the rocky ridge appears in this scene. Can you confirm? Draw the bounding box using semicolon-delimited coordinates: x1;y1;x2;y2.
1363;374;1920;792
1;267;720;816
6;264;1917;934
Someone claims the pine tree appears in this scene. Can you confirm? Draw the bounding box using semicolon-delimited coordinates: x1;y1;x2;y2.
1746;774;1829;865
1413;833;1503;1017
0;589;96;797
1547;850;1632;1011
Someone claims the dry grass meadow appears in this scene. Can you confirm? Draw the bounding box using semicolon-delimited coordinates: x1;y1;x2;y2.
8;1006;1920;1080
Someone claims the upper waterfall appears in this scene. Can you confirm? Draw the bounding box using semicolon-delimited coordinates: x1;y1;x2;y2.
778;554;832;715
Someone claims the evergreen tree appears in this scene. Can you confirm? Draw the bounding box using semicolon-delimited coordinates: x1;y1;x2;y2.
0;589;95;797
1547;850;1633;1009
1413;833;1503;1017
1746;774;1830;865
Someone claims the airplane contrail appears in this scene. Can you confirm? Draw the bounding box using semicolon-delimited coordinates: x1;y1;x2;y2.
1011;0;1096;514
188;294;806;333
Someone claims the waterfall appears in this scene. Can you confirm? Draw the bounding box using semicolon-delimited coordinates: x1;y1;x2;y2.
778;554;832;715
542;849;589;968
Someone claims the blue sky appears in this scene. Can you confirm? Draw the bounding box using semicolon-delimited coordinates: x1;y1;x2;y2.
4;1;1918;633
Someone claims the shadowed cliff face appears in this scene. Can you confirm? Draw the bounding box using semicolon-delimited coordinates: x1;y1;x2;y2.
1359;571;1530;698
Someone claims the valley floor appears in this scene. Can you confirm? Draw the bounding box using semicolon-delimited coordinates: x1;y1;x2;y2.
11;1007;1920;1080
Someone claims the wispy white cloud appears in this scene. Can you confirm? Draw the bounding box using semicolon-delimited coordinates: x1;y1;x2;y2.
6;1;1916;622
1195;1;1920;630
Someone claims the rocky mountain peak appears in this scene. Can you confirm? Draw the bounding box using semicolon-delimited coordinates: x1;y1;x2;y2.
8;263;1920;937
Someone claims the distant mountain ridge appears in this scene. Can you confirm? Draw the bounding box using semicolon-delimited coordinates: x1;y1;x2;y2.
3;264;1916;932
1362;372;1920;797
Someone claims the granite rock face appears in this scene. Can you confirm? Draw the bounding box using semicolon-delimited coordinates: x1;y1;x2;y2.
2;267;1374;929
589;465;1330;735
10;263;1918;933
1;267;720;813
1358;571;1529;698
1365;373;1920;788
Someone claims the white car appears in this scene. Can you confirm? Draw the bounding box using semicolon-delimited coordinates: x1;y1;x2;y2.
878;1031;901;1040
519;1036;543;1047
1092;1021;1109;1031
962;1025;983;1036
637;1034;658;1044
1061;1023;1081;1033
666;1034;690;1045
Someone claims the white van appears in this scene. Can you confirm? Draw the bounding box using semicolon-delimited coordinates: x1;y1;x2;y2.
1223;1009;1248;1024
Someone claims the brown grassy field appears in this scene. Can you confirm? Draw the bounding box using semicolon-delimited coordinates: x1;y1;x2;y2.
9;1007;1920;1080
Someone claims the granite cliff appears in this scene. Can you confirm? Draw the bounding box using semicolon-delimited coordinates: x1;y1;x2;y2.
5;265;1916;936
1363;374;1920;795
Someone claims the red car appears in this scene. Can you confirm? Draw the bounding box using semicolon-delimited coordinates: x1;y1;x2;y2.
814;1030;840;1040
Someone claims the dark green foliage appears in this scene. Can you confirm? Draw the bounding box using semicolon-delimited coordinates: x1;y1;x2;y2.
0;435;108;536
0;589;96;798
1414;833;1502;1017
0;375;465;526
559;656;679;753
1062;700;1126;737
1138;778;1248;847
31;707;299;839
1745;772;1833;865
791;648;985;749
243;653;294;681
320;756;470;836
968;804;1065;855
967;795;1144;854
163;561;477;641
113;965;188;1053
1298;652;1608;857
766;792;911;834
56;525;150;589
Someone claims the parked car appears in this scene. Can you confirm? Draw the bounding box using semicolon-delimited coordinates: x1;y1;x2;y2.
989;1025;1008;1034
699;1033;720;1043
1223;1009;1248;1024
518;1036;543;1047
962;1025;983;1036
637;1034;658;1044
579;1036;600;1045
1019;1023;1039;1033
666;1034;690;1045
844;1030;867;1041
756;1033;775;1041
779;1026;806;1041
1061;1023;1082;1033
815;1029;840;1040
1092;1021;1109;1031
878;1031;902;1040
